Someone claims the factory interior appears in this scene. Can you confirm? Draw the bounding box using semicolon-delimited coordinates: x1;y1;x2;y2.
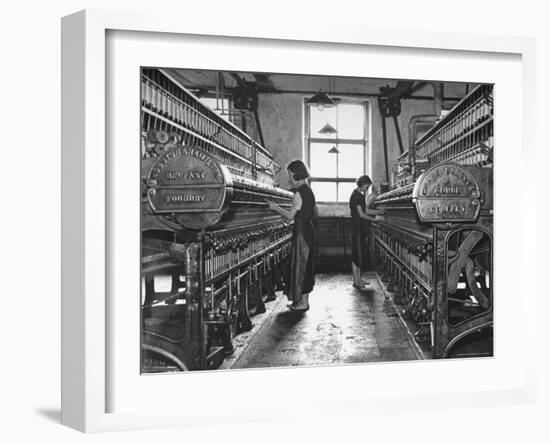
140;68;493;372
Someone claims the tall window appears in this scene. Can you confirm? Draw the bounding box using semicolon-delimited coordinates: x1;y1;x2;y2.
305;100;370;202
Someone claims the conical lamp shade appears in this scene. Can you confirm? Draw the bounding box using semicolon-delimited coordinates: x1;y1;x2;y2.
306;91;336;109
319;123;338;135
328;146;340;154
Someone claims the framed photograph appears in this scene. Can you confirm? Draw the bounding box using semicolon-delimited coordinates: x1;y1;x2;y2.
61;9;536;432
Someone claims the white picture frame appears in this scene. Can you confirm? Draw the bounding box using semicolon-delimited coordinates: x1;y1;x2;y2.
61;9;537;433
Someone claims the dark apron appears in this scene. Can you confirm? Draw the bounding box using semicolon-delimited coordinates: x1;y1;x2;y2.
286;217;315;304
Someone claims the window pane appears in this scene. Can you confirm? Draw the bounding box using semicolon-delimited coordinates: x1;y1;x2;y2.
310;142;339;178
338;143;364;178
338;182;358;203
309;106;338;139
310;143;364;179
311;181;337;202
337;104;364;139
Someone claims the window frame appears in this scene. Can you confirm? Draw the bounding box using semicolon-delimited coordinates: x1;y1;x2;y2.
304;98;371;203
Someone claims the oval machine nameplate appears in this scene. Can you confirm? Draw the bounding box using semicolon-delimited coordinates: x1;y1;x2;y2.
146;146;233;229
412;163;481;223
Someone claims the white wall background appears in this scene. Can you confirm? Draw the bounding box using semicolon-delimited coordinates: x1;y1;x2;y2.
0;1;548;441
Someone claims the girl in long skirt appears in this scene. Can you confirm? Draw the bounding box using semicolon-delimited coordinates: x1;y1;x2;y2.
349;175;384;289
267;160;316;312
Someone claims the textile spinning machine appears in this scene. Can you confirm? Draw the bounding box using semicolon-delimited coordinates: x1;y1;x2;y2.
372;84;494;358
140;68;294;371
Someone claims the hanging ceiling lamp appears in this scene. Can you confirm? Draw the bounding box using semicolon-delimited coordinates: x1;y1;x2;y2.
306;90;336;111
318;123;338;135
317;78;339;134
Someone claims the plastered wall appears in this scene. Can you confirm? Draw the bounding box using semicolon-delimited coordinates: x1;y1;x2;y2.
256;82;471;215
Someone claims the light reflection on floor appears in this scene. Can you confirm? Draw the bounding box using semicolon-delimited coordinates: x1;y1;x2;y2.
232;272;418;369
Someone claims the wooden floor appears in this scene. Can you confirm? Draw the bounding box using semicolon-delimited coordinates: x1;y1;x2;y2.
223;272;420;370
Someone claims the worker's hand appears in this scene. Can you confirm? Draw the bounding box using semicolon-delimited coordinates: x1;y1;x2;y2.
265;199;277;211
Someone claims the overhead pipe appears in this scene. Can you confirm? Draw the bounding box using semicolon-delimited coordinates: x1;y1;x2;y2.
392;115;404;155
432;82;443;116
380;112;390;184
408;114;438;148
407;82;444;173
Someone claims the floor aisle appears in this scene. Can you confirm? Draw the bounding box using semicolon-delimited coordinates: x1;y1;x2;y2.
230;272;419;369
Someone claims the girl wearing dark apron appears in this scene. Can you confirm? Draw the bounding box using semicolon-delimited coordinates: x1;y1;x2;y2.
349;175;384;289
266;160;316;312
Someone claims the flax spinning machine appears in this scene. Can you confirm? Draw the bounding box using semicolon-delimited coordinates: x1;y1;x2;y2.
140;68;294;372
372;84;494;358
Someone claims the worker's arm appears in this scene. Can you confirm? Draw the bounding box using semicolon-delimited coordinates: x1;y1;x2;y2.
267;192;302;220
356;204;384;220
363;188;385;217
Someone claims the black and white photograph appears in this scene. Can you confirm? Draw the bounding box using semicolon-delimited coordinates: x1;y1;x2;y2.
140;68;493;373
3;0;548;439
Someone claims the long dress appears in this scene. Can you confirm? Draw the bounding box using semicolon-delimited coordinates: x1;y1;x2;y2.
286;184;316;305
349;188;366;268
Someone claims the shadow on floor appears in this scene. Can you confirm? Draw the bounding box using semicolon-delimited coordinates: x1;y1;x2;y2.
35;408;61;423
355;287;377;296
270;310;309;333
